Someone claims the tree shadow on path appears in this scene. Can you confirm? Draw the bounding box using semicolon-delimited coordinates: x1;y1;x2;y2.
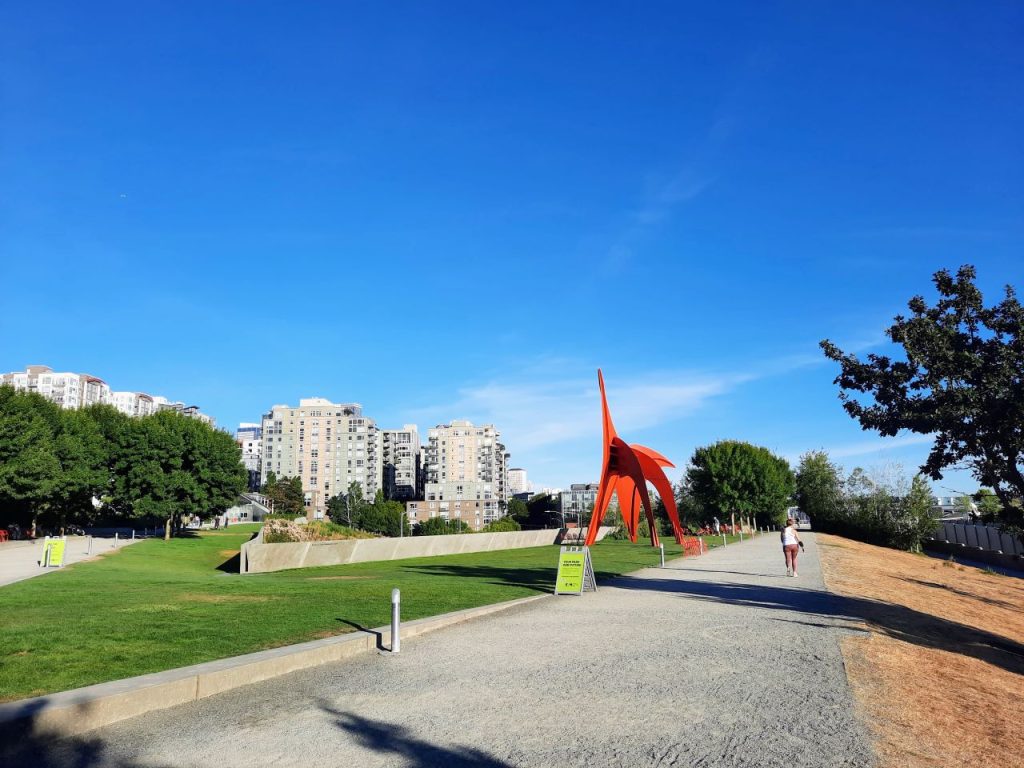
321;704;514;767
609;576;1024;676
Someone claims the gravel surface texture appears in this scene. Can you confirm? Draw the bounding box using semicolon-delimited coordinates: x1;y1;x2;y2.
8;532;875;767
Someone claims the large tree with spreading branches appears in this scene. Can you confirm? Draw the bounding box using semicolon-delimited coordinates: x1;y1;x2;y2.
821;265;1024;538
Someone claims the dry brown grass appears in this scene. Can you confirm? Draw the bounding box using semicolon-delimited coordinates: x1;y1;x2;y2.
817;534;1024;768
178;593;280;604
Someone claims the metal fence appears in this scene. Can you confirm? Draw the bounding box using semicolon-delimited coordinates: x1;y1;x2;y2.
929;522;1023;557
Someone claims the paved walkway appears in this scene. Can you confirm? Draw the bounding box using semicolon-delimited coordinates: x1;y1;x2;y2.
0;535;139;587
7;533;875;767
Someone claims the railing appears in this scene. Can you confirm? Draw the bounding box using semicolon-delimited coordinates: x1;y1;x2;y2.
928;522;1023;557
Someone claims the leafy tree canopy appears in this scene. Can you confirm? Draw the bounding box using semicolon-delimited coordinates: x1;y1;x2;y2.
686;440;795;526
414;517;473;536
821;265;1024;537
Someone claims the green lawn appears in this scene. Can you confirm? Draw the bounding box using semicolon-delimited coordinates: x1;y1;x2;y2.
0;529;741;702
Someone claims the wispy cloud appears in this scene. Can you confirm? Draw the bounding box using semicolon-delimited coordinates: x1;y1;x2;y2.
827;433;934;459
407;353;817;455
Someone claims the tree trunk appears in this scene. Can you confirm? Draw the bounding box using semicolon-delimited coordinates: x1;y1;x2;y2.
164;517;171;541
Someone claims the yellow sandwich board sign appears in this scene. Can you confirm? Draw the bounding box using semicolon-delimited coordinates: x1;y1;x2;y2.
555;546;597;595
42;537;66;568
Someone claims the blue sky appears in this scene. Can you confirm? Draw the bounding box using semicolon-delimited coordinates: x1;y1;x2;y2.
2;2;1021;493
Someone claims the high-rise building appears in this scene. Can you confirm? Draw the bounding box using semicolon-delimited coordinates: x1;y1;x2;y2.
507;467;530;496
110;391;157;418
260;398;381;519
1;365;110;409
236;423;263;491
559;483;601;525
151;396;215;426
417;420;508;529
381;424;421;501
0;365;212;423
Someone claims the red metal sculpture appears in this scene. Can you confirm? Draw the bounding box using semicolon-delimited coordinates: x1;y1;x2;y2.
583;370;686;547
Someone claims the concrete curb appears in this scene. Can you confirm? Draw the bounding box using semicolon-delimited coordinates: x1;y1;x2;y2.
0;593;551;738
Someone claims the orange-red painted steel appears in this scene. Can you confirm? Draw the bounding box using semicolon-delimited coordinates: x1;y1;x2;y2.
584;370;686;547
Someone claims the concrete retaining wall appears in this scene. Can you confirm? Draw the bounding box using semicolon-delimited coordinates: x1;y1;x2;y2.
241;527;614;574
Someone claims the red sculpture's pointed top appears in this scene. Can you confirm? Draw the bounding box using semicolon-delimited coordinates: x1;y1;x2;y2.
598;368;617;444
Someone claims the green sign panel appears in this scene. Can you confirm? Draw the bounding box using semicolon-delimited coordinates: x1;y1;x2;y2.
555;546;597;595
43;538;66;567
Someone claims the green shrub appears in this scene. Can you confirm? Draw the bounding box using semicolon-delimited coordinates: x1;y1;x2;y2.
481;517;521;533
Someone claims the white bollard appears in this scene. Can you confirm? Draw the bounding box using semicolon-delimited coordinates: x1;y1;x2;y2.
659;543;665;567
739;528;744;542
391;588;401;653
722;532;727;547
87;535;93;555
114;532;118;548
700;537;705;555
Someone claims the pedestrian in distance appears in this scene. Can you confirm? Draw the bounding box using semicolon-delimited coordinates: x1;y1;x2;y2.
713;516;721;535
781;517;804;577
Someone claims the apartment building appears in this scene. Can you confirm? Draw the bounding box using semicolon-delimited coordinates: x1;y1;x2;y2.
151;396;215;426
1;365;212;423
1;365;110;408
559;483;601;524
110;391;157;418
507;467;529;496
260;397;381;519
417;420;509;529
381;424;421;501
236;423;263;491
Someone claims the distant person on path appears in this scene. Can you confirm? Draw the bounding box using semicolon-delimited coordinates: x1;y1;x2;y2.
713;517;720;534
781;517;803;577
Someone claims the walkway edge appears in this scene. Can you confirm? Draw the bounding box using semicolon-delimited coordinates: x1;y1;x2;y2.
0;593;551;738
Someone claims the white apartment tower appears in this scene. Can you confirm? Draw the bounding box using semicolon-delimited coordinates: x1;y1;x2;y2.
260;398;381;519
507;467;529;496
381;425;421;501
420;420;509;527
1;365;211;423
110;391;157;417
1;365;110;409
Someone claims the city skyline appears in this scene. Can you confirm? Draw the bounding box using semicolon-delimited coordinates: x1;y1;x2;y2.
2;3;1020;494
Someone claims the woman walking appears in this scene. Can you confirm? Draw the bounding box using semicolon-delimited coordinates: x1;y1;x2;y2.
781;517;803;577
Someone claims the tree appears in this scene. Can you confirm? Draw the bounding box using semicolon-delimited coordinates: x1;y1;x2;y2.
265;474;305;518
686;441;795;527
109;410;247;539
974;488;1003;522
414;517;473;536
821;265;1024;539
507;497;529;525
356;490;406;536
953;495;975;519
673;476;705;530
335;482;368;527
0;387;61;532
482;516;521;532
524;492;561;528
795;451;844;530
841;466;936;551
44;408;107;530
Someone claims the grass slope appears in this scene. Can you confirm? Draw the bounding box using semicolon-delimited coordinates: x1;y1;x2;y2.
0;530;737;701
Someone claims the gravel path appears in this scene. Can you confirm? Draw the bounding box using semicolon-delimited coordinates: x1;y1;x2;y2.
10;532;875;767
